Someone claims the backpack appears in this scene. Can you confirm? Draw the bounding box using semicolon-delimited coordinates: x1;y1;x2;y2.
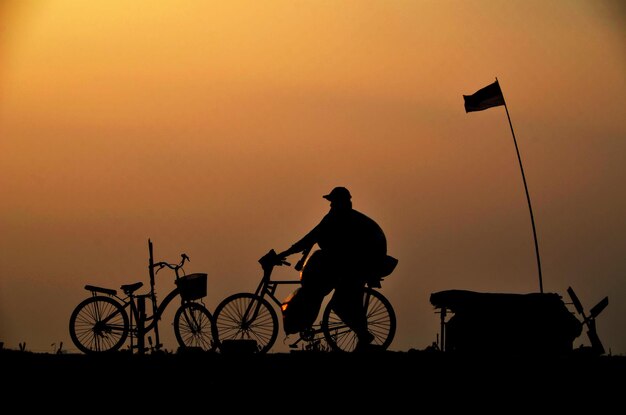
300;249;335;297
281;287;324;335
368;254;399;288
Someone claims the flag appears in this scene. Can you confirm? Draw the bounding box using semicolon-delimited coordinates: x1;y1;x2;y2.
463;80;505;112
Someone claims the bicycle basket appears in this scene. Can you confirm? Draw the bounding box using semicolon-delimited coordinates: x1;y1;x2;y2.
176;273;207;301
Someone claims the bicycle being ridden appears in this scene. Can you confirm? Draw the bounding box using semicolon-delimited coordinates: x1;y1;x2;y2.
211;248;397;353
69;239;216;354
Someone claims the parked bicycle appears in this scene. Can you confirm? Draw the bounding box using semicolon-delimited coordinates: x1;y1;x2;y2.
69;240;216;354
211;249;396;353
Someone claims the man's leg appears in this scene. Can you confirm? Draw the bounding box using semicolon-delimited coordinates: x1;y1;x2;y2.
330;280;372;347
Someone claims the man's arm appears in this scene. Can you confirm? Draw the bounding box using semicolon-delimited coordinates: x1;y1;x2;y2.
278;223;320;258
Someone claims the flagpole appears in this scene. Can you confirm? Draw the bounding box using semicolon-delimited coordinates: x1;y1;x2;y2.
497;78;544;294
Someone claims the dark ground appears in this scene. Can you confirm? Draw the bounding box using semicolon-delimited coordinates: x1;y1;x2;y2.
2;348;624;410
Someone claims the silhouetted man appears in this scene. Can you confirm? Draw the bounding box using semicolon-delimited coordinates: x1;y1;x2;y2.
278;186;388;351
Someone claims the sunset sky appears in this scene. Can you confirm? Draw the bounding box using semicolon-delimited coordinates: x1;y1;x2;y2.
1;1;624;354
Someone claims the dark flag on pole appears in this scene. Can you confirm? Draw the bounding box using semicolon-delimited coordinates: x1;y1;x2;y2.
462;77;545;294
463;80;505;112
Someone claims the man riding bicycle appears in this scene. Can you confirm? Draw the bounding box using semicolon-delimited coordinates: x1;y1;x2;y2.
278;186;390;351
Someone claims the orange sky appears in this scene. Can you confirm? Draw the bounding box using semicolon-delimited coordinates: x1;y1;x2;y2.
1;1;625;354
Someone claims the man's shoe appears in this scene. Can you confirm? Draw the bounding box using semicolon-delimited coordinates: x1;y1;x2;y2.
361;331;375;345
354;332;375;352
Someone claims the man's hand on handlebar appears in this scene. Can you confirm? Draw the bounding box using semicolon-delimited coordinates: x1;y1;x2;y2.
276;247;310;270
277;255;291;267
274;250;291;266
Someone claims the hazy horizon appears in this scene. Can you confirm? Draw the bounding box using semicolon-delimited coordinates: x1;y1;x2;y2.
1;1;624;354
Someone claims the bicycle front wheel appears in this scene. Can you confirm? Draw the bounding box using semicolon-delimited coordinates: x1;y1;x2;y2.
212;293;278;354
174;302;216;352
322;287;396;353
69;296;129;354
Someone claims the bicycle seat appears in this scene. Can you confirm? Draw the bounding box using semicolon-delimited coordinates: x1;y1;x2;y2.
120;282;144;295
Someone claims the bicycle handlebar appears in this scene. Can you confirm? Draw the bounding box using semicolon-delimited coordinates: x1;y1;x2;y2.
153;253;189;274
260;249;291;270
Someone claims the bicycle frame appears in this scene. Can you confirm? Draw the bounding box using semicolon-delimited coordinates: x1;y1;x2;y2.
87;284;187;353
237;251;300;327
242;250;334;350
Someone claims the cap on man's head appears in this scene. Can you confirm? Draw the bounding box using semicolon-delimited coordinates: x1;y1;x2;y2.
323;186;351;201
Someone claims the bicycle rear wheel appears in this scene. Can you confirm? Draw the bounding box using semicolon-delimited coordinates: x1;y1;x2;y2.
212;293;278;354
321;287;396;352
69;296;129;354
174;302;216;352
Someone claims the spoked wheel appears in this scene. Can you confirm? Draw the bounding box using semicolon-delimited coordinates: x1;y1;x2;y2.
212;293;278;354
174;302;217;352
322;287;396;352
69;296;129;354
